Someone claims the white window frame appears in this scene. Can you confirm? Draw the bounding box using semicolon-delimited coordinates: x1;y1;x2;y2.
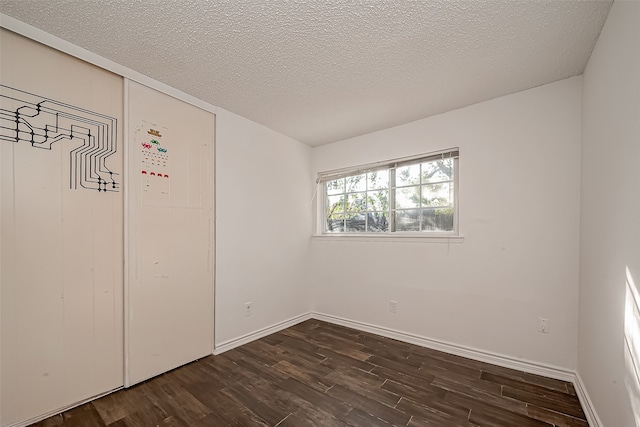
315;148;462;241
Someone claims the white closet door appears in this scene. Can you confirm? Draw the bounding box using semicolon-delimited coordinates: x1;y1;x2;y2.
126;81;214;386
1;29;124;426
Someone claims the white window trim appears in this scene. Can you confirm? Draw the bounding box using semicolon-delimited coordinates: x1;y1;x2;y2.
315;148;462;240
311;233;465;243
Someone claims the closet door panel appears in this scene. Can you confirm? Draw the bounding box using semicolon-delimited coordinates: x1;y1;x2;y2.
127;81;214;386
0;29;124;426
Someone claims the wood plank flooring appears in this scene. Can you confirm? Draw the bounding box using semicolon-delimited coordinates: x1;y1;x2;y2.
31;320;588;427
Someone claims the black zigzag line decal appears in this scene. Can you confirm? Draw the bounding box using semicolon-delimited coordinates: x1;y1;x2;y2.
0;84;119;192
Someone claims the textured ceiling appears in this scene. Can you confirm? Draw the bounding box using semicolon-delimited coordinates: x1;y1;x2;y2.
0;1;612;146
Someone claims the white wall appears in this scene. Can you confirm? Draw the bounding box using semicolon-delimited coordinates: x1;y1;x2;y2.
578;1;640;426
214;108;312;346
311;77;583;370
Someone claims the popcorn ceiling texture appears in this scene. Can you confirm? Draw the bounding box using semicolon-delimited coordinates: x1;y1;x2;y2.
1;1;612;146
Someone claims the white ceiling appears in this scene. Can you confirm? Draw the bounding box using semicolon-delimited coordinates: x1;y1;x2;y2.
1;1;612;146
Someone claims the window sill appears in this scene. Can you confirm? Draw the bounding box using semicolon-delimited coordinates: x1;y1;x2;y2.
311;233;465;243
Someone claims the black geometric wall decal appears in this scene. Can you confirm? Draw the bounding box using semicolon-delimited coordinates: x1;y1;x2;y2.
0;84;119;192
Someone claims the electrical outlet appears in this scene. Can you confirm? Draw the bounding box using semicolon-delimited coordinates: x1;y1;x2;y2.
245;302;252;317
389;300;398;314
538;317;550;333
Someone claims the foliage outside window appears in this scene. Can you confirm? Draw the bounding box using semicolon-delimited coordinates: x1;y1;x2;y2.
320;150;458;234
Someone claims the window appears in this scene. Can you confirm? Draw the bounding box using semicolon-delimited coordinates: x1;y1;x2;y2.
319;149;458;235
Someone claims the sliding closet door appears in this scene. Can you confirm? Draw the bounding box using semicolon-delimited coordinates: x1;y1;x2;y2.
126;81;214;385
1;30;124;426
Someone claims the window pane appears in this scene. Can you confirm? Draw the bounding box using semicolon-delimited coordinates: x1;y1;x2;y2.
422;158;454;183
345;212;366;232
396;186;420;209
321;150;457;235
367;190;388;212
367;170;388;190
395;209;420;231
346;192;367;212
422;208;454;231
326;178;344;195
366;212;388;232
396;164;420;187
326;214;345;232
327;195;344;214
346;174;366;192
421;183;452;207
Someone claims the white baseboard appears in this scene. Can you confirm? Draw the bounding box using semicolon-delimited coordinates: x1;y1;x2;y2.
214;311;606;426
214;310;580;385
311;312;576;383
213;312;312;355
574;371;602;427
9;312;600;427
310;313;608;426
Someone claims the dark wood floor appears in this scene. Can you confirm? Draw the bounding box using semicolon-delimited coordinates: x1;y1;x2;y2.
32;320;588;427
